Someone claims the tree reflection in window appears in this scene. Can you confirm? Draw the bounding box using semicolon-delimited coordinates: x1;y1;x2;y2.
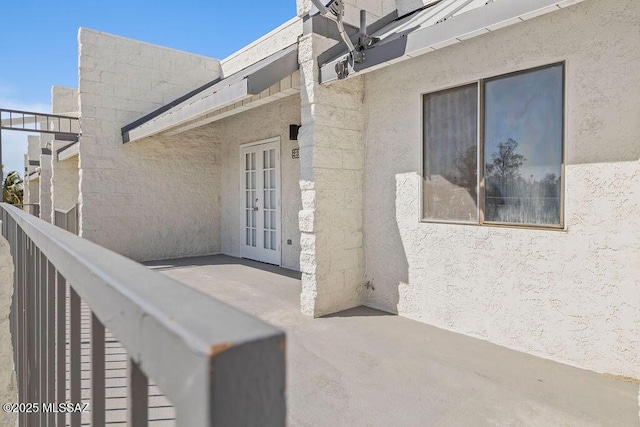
483;64;563;226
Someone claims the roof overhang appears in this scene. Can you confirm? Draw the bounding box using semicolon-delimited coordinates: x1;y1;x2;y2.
27;170;40;181
57;141;79;161
122;44;300;144
319;0;584;83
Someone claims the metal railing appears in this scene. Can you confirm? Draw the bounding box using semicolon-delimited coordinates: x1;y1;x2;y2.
0;202;286;426
54;205;78;235
16;204;40;218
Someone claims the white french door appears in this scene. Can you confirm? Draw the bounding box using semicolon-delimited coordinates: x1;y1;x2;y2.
240;139;281;265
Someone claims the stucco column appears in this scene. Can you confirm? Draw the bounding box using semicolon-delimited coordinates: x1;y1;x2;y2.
298;33;366;317
39;135;53;223
0;235;17;426
51;87;80;221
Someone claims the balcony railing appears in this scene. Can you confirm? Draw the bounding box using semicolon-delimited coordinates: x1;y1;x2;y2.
54;205;78;235
0;202;286;426
16;204;40;218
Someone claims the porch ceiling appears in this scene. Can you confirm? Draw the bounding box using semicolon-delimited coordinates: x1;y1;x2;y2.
122;44;300;144
57;140;79;161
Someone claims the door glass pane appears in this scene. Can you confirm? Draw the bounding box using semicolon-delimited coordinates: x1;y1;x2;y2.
270;149;275;168
423;83;478;222
270;231;276;251
483;65;563;226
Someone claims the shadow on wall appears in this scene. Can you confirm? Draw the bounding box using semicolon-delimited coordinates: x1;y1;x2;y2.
361;174;409;315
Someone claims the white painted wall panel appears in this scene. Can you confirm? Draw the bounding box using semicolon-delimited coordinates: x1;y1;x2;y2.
362;0;640;378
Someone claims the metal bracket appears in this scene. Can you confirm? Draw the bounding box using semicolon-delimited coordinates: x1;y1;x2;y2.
335;58;350;80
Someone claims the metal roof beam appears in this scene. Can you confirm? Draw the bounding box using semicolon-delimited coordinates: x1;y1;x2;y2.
319;0;583;83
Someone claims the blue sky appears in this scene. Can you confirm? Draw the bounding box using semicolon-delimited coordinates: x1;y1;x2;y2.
0;0;295;179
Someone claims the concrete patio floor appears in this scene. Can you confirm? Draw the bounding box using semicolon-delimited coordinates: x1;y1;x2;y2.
146;254;640;427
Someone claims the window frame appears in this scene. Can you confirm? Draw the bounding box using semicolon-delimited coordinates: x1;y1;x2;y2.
420;61;566;230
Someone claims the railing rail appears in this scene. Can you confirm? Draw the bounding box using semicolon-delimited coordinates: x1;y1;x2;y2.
0;202;286;426
54;204;78;235
15;203;40;218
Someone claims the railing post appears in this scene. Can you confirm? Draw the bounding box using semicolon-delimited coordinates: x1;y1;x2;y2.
38;251;47;426
56;273;66;427
17;229;25;427
27;239;36;426
69;287;81;427
91;313;105;427
128;358;148;426
46;261;55;426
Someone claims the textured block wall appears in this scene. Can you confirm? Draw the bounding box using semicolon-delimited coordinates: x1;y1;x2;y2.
38;136;52;222
78;28;223;261
51;87;80;218
362;0;640;378
25;136;40;206
298;33;366;316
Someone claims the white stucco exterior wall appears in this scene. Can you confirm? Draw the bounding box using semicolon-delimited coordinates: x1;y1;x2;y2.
52;86;78;115
216;95;302;271
51;87;80;218
51;150;79;214
25;136;40;207
23;154;29;207
38;135;52;222
78;28;223;261
361;0;640;379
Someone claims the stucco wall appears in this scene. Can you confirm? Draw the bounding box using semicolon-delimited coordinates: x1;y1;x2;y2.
39;136;52;222
51;151;79;213
78;28;223;261
27;179;39;207
52;86;78;114
361;0;640;379
217;95;302;271
25;136;40;206
51;87;79;217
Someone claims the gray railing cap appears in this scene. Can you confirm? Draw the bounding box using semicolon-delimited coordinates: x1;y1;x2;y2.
1;203;286;426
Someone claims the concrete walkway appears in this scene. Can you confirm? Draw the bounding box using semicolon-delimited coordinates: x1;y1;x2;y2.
147;255;640;427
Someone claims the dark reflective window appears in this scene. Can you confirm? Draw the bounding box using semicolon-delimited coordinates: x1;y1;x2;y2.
422;63;564;228
423;83;478;222
483;65;563;226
